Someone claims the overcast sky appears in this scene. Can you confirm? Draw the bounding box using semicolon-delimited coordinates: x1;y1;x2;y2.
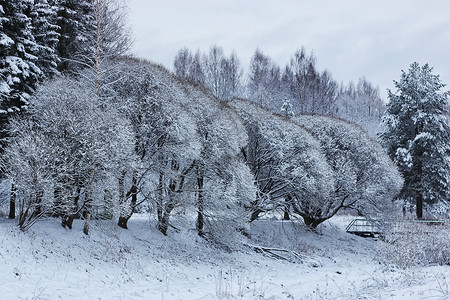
127;0;450;99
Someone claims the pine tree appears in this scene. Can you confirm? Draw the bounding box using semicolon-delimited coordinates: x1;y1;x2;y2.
380;62;450;218
0;0;42;112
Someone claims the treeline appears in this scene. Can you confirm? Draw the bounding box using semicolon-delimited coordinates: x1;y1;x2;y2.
174;46;385;136
1;0;404;243
2;58;403;243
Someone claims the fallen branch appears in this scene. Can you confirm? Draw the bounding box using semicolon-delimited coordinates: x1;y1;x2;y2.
244;243;322;267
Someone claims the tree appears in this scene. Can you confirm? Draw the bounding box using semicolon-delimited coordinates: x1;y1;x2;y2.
106;59;255;243
230;99;335;224
54;0;96;73
104;59;200;232
31;0;60;78
280;98;294;118
173;48;205;85
380;62;450;218
55;0;131;79
202;45;224;99
247;48;282;109
295;115;403;227
174;47;193;79
0;0;42;112
3;76;136;232
201;45;243;100
289;47;314;114
335;77;384;136
179;88;255;243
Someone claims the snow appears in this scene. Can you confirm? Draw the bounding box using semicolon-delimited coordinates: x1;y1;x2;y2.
0;80;11;94
0;33;14;46
1;214;449;299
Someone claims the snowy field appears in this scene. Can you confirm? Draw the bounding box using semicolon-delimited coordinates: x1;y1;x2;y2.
0;214;449;300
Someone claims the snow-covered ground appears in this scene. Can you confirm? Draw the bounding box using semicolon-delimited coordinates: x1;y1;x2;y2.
0;214;449;299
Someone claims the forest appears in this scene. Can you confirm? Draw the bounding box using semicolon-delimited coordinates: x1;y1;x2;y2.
2;1;450;298
0;0;406;235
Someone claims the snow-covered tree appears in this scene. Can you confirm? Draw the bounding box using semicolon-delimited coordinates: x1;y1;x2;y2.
280;98;294;118
295;115;403;227
108;59;256;243
31;0;60;77
379;62;450;218
247;48;282;109
3;77;136;232
230;99;335;224
103;60;200;232
0;0;42;112
335;78;385;137
201;45;243;100
174;48;205;86
179;87;255;242
54;0;96;73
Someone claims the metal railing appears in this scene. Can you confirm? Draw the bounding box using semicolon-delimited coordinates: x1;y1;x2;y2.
345;218;445;237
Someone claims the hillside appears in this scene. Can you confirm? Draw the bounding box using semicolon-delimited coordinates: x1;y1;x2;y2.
1;214;449;299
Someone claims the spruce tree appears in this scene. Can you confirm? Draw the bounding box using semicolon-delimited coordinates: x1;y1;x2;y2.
380;62;450;218
280;98;294;118
31;0;60;77
54;0;95;73
0;0;41;112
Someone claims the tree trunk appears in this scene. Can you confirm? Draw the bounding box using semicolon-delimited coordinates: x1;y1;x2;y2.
250;208;263;222
66;186;81;229
416;152;423;219
53;187;62;217
33;188;43;218
283;197;291;220
117;171;128;229
302;215;323;229
83;212;91;235
83;189;93;235
416;193;423;219
157;172;163;224
9;184;16;219
158;200;175;236
415;123;424;219
196;175;205;237
118;170;138;229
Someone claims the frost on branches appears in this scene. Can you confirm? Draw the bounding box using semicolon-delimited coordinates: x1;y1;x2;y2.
101;59;255;245
231;99;401;228
295;116;403;226
380;62;450;218
231;99;333;227
0;0;42;111
3;77;136;232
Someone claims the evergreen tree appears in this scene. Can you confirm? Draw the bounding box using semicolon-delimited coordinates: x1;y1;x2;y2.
54;0;95;73
380;62;450;218
280;98;294;118
0;0;41;112
31;0;60;77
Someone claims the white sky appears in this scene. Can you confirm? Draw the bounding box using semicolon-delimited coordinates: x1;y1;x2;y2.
126;0;450;99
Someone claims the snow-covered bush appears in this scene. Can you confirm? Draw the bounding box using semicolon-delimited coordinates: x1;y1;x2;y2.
377;222;450;268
